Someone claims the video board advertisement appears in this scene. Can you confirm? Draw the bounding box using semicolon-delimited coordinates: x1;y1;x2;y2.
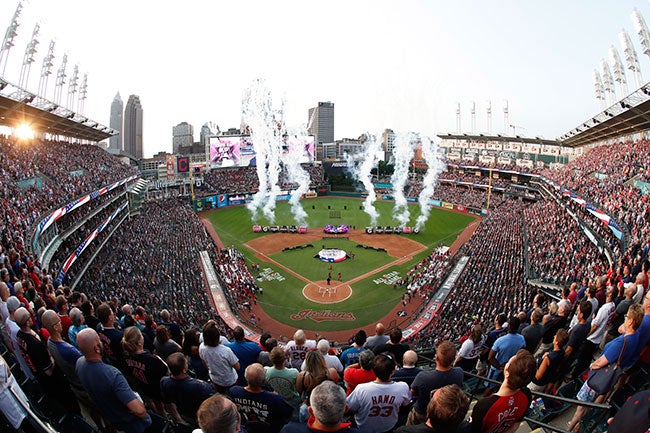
209;135;314;168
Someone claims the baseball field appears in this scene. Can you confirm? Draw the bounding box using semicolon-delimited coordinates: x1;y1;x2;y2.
202;197;476;335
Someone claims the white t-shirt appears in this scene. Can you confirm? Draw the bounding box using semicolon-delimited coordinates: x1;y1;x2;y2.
346;380;411;433
587;301;615;345
0;355;28;428
199;342;239;387
458;335;485;359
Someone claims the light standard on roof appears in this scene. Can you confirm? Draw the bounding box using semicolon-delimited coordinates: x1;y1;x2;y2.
0;1;23;77
53;53;67;105
619;29;643;89
38;40;55;98
593;70;605;110
18;23;39;90
600;59;616;105
632;8;650;61
609;46;628;97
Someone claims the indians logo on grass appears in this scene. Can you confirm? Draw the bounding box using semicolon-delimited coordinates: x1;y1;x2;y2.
291;309;356;322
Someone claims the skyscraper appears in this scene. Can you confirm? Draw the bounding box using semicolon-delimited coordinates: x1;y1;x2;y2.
172;122;194;154
123;95;143;160
108;92;123;154
308;101;334;144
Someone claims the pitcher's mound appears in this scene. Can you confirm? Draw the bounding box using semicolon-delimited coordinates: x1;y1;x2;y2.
303;281;352;304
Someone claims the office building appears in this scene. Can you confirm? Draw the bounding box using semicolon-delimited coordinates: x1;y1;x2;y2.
308;101;334;144
173;122;194;154
124;94;143;160
108;92;123;154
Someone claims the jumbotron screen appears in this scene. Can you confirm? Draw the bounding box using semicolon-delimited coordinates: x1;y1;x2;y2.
209;135;314;168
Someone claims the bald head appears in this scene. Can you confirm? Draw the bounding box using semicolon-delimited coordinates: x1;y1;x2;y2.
77;328;101;359
244;363;266;388
41;310;60;334
375;323;386;336
294;329;306;344
0;282;8;301
402;350;418;367
14;307;31;328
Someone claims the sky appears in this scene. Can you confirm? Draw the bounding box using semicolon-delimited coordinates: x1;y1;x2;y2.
1;0;650;157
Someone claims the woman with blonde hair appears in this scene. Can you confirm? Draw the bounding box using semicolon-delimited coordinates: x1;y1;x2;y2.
296;350;339;422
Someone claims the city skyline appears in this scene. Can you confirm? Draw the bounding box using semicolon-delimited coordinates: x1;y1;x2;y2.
1;1;650;157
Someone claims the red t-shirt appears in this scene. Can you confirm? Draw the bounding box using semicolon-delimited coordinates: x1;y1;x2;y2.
471;388;532;433
343;367;376;396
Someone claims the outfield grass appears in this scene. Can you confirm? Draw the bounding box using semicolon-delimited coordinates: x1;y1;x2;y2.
204;197;475;332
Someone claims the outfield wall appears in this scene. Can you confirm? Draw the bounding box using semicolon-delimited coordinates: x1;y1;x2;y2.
194;189;488;217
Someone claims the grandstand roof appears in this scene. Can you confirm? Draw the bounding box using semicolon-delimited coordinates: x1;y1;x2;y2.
437;133;561;147
0;79;116;142
560;84;650;147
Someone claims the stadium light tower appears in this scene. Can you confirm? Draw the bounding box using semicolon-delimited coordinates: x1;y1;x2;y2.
470;101;476;134
455;102;461;134
53;53;67;105
600;59;616;105
0;1;23;78
38;40;55;98
609;45;628;97
620;29;643;89
77;73;87;114
593;69;606;110
632;8;650;59
66;64;78;110
503;100;509;135
18;23;39;90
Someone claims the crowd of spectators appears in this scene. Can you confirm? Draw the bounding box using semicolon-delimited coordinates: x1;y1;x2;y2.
438;172;511;189
203;164;324;195
203;167;260;194
542;140;650;265
48;199;128;277
0;134;138;292
4;262;647;433
213;247;261;329
442;159;544;175
524;199;607;285
75;199;218;330
409;202;537;351
3;131;650;431
401;249;451;302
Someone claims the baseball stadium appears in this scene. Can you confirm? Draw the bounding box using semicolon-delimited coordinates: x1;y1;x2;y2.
1;2;650;433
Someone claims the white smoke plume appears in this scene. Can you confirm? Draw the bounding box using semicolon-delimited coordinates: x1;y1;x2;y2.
242;79;279;223
242;79;310;224
390;132;415;226
283;132;310;225
416;135;445;229
345;133;382;225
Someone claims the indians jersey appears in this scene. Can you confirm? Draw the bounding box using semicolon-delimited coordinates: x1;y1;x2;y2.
284;340;317;369
346;381;411;433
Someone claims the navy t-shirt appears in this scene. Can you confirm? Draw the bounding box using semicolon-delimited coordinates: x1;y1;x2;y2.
228;386;293;433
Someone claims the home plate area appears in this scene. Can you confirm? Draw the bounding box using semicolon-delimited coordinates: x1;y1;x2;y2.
303;281;352;303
